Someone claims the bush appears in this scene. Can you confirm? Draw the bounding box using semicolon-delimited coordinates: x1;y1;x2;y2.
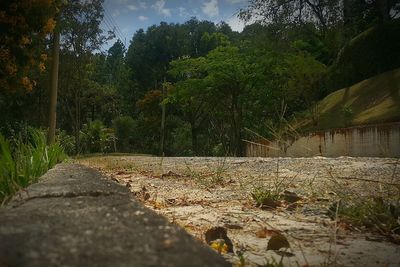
80;120;115;154
0;128;66;202
113;116;135;152
56;130;76;156
170;122;193;156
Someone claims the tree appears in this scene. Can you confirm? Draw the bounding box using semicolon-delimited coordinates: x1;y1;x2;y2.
105;39;126;85
168;57;210;154
169;41;260;156
0;0;59;92
239;0;342;34
58;0;109;153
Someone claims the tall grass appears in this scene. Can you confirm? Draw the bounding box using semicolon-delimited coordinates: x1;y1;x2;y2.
0;129;66;203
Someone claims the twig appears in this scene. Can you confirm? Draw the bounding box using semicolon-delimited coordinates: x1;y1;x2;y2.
334;176;400;186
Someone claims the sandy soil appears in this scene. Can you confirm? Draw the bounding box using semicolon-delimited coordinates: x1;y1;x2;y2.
77;156;400;267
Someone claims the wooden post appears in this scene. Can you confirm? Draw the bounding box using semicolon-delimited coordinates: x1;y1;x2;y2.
47;30;60;145
160;78;166;156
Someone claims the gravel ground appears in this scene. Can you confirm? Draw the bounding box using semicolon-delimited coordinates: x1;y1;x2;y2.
78;156;400;267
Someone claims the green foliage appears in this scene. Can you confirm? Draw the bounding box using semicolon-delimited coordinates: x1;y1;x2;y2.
298;68;400;132
341;104;354;126
331;198;400;234
327;22;400;92
113;116;136;152
56;130;76;156
251;187;281;207
80;120;115;154
0;128;66;202
0;0;59;92
169;122;193;156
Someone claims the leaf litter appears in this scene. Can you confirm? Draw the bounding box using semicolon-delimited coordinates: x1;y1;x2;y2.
78;156;400;266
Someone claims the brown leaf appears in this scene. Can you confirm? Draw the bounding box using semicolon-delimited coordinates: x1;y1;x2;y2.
143;192;150;201
255;227;281;238
267;234;290;250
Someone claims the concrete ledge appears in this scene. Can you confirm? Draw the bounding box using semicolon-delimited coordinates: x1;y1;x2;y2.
0;164;231;267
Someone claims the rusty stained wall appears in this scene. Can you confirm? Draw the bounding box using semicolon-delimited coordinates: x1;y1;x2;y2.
245;122;400;157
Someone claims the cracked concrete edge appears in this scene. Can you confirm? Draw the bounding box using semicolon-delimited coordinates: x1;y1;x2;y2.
0;163;232;267
8;163;128;206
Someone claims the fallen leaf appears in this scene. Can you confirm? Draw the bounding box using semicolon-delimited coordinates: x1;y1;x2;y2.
210;239;229;254
256;227;281;238
143;192;150;201
267;234;290;250
205;226;233;252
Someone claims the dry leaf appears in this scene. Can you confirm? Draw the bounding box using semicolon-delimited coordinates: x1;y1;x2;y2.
267;234;290;250
210;239;229;254
255;227;281;238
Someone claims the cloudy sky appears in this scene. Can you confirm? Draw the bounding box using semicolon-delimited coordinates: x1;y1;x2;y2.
101;0;248;50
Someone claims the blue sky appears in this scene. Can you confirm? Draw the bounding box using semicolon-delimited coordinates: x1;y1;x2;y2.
101;0;249;51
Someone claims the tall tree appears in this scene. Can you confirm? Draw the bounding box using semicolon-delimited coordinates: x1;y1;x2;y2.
58;0;109;153
239;0;342;34
0;0;59;93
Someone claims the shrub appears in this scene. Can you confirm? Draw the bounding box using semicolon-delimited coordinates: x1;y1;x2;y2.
80;120;116;154
113;116;135;152
170;122;193;156
56;130;76;156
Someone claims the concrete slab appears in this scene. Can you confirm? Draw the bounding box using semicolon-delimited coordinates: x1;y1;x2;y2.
0;164;231;267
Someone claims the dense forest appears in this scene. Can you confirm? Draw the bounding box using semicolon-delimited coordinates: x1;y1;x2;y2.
1;0;399;159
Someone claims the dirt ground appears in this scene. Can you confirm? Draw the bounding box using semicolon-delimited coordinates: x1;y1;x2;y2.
77;156;400;267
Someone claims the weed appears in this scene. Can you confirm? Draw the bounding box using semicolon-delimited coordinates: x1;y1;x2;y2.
262;257;284;267
326;164;400;236
329;197;400;234
251;186;281;208
0;128;66;202
184;158;229;187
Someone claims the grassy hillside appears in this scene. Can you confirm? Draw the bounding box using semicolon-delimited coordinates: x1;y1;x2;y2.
298;68;400;132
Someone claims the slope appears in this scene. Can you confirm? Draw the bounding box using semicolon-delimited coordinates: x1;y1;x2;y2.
299;68;400;132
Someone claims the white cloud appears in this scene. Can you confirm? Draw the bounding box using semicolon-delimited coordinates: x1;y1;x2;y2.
127;4;137;11
202;0;219;18
225;0;246;4
138;15;148;21
152;0;171;17
178;7;190;17
139;1;147;9
226;16;245;32
112;9;121;17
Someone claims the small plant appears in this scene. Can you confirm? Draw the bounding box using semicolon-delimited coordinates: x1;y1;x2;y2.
342;104;354;126
326;165;400;238
56;130;75;155
251;186;281;208
0;128;66;202
330;197;400;234
80;120;116;154
262;257;285;267
184;158;229;187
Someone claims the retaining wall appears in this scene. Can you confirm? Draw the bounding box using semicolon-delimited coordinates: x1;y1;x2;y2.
244;122;400;157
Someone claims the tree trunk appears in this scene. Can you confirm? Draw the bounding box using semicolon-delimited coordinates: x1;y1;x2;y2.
376;0;389;22
160;79;166;156
47;31;60;145
231;92;243;157
191;125;198;155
